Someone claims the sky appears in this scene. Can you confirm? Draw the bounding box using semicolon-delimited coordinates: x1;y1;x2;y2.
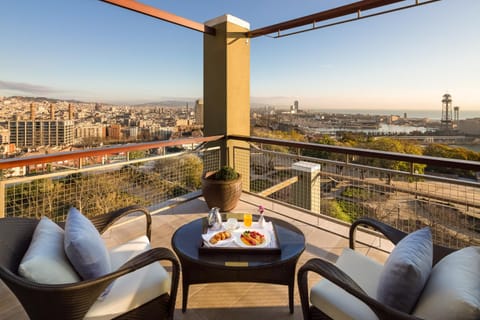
1;0;479;111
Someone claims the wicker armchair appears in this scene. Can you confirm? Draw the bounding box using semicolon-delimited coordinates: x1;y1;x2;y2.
0;205;179;320
297;217;456;320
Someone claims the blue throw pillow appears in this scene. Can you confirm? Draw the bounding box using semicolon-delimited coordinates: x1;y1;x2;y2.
64;207;111;280
376;227;433;313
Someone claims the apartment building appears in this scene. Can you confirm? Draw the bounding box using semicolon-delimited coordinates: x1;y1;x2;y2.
8;120;74;147
75;123;106;142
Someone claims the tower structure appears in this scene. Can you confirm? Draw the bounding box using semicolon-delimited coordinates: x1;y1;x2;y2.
50;104;55;120
454;106;459;124
441;93;453;130
194;98;204;125
68;104;74;120
30;103;35;121
290;100;299;114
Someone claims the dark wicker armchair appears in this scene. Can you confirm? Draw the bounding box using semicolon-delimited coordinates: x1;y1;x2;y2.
297;217;456;320
0;205;179;320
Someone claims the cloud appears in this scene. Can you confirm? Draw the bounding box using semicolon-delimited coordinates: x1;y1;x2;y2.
0;80;57;95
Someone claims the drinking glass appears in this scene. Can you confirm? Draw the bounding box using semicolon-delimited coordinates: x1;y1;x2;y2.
225;218;238;231
243;213;252;227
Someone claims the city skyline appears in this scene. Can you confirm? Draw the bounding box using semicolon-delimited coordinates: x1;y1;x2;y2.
1;1;479;110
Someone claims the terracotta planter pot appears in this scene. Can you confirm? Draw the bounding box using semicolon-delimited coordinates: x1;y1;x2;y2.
201;171;242;212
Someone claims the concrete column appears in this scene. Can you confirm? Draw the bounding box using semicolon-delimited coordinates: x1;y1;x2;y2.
291;161;321;214
203;15;250;190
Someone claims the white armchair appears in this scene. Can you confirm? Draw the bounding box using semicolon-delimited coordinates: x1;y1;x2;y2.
297;217;480;320
0;205;179;320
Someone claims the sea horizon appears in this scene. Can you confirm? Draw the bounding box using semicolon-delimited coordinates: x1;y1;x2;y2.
3;95;479;121
301;108;480;121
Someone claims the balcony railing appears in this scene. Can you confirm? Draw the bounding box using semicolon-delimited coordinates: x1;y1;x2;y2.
0;136;223;221
1;134;479;249
229;135;480;249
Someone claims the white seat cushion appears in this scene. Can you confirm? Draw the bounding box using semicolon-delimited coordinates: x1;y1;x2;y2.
310;248;382;320
85;235;171;320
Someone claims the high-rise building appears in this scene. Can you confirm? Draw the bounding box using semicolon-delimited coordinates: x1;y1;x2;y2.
50;104;55;120
8;120;74;147
194;98;204;125
68;104;74;120
290;100;299;114
10;103;74;147
454;106;460;124
30;103;36;121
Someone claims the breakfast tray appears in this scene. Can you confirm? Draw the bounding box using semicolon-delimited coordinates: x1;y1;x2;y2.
198;217;281;255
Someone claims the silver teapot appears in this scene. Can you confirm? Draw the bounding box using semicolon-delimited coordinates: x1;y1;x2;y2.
207;207;222;230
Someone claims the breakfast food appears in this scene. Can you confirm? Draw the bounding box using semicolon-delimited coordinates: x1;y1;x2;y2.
240;230;265;246
209;231;231;245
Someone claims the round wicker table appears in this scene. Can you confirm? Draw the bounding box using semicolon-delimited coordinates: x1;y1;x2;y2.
171;215;305;313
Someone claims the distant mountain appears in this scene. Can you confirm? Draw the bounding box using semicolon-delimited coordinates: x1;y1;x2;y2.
132;99;196;108
3;95;199;107
7;96;85;104
6;95;293;109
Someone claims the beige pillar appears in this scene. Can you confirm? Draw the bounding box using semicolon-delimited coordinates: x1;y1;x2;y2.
291;161;321;214
203;15;250;191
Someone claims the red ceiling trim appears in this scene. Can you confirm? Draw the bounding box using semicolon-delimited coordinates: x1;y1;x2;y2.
247;0;407;38
101;0;216;35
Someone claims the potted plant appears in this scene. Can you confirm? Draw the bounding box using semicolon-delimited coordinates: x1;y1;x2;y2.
201;166;242;212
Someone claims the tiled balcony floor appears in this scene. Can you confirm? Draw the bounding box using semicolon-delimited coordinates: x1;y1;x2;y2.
0;193;391;320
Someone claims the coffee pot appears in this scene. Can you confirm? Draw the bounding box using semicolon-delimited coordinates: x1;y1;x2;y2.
207;207;222;230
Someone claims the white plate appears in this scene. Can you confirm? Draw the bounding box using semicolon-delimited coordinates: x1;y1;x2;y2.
234;229;270;248
206;231;234;247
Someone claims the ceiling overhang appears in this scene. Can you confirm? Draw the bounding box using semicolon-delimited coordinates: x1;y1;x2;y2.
101;0;440;39
247;0;441;38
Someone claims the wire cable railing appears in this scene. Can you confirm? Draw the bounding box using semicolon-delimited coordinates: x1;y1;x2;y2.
1;134;479;249
0;136;223;220
229;135;480;249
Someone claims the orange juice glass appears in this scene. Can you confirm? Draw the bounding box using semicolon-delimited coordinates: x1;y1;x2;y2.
243;213;252;227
